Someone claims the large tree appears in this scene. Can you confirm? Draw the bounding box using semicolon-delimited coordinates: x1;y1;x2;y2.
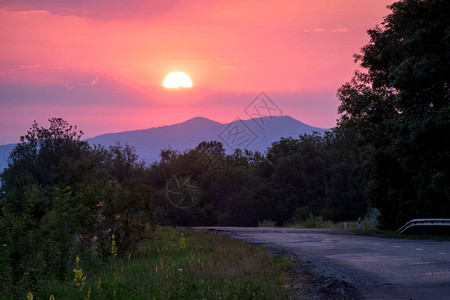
338;0;450;228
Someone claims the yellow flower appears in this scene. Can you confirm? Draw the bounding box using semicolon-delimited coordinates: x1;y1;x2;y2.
49;295;55;300
97;277;102;290
180;233;186;250
86;288;91;300
111;233;118;257
73;257;86;291
27;292;33;300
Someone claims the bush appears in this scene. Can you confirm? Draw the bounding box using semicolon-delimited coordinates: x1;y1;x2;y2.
286;214;333;228
364;207;382;229
258;219;277;227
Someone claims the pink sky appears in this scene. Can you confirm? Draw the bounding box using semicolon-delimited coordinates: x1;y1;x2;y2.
0;0;394;144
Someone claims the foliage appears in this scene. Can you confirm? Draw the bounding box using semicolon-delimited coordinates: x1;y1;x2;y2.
286;213;333;229
0;118;154;295
364;207;382;230
149;130;366;227
258;219;277;227
338;0;450;228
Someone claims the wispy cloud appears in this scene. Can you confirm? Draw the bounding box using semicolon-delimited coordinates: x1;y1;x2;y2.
65;76;99;91
309;28;349;33
329;28;349;32
0;0;180;20
220;65;247;70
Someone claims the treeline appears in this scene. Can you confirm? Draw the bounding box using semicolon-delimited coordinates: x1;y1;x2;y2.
148;132;367;227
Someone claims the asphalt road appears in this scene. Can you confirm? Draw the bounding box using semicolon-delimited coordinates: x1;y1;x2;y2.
199;227;450;300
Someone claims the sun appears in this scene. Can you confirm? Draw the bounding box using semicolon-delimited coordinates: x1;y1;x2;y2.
163;71;193;88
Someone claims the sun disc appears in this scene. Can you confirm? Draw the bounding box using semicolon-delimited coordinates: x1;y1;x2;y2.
163;71;193;88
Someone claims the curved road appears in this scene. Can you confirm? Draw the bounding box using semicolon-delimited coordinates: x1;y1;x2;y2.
199;227;450;300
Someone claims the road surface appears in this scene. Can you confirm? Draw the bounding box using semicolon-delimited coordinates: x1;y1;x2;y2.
198;227;450;300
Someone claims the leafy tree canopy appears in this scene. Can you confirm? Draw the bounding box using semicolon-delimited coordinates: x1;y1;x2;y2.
338;0;450;228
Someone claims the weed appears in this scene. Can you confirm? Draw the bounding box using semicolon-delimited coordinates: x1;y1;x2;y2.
258;219;277;227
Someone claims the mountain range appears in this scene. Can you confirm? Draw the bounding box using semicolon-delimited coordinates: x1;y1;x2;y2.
0;116;327;171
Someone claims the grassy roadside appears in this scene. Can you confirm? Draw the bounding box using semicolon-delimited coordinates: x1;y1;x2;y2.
351;229;450;240
16;227;293;300
264;217;450;241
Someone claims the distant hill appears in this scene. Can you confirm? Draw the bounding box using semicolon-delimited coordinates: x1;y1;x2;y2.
88;115;327;163
0;116;328;171
0;144;15;171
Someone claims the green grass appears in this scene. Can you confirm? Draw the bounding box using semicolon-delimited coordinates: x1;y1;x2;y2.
12;227;293;300
352;229;450;240
285;219;450;240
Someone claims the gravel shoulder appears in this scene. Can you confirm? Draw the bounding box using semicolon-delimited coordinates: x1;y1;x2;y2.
266;247;363;300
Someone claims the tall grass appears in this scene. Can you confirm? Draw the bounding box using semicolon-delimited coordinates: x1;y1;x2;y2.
285;214;333;229
16;227;292;299
258;220;277;227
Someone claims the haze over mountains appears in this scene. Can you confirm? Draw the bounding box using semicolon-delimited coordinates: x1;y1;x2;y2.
0;76;338;145
0;116;327;170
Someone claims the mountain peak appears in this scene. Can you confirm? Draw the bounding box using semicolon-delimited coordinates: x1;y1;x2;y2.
178;117;222;128
183;116;216;124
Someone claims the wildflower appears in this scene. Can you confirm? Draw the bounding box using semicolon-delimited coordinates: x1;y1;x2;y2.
86;288;91;300
180;233;186;250
97;277;102;290
111;233;118;279
155;265;158;273
178;268;183;272
73;257;87;291
27;292;33;300
96;201;103;207
49;295;55;300
111;233;117;257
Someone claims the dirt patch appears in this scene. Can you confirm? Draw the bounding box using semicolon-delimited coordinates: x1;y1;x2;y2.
265;247;363;300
